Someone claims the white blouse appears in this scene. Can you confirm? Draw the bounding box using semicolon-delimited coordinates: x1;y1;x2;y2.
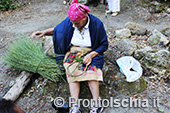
71;15;91;47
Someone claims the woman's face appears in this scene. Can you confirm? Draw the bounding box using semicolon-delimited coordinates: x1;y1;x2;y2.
71;17;87;31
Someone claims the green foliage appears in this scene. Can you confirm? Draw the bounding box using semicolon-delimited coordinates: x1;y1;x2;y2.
3;37;65;82
0;0;18;11
160;0;167;2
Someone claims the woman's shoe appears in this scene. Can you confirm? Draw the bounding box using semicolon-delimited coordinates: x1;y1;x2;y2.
69;106;81;113
89;107;104;113
111;12;118;17
105;10;112;14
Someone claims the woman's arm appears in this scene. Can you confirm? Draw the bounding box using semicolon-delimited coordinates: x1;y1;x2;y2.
30;27;54;38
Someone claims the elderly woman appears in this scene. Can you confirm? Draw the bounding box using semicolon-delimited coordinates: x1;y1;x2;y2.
31;0;108;113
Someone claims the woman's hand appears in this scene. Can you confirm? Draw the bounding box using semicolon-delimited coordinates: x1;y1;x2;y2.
83;51;99;66
30;31;45;38
83;54;92;66
30;27;54;38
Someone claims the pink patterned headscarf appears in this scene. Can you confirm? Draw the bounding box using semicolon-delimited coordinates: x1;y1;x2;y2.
68;0;90;21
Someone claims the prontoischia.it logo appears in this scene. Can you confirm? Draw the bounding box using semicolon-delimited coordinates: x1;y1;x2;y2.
53;97;160;108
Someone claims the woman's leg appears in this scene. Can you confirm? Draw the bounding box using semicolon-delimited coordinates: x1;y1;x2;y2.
106;0;112;14
69;82;80;106
88;80;100;106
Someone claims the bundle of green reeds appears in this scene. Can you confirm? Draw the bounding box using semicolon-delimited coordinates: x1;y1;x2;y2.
3;37;65;82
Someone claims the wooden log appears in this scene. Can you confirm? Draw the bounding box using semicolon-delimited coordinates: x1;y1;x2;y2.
3;71;32;101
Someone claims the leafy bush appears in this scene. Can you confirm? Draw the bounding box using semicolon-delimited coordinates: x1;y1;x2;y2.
0;0;18;11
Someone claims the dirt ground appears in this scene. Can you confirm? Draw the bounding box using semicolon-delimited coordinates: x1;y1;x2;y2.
0;0;170;113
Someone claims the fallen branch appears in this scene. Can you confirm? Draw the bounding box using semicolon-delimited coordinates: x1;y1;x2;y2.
3;71;32;101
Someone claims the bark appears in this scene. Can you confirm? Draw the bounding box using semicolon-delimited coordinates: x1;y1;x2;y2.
3;71;32;101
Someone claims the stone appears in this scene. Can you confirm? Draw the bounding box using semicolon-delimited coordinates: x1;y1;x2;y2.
152;29;169;45
124;22;147;35
117;78;147;94
148;1;164;13
102;55;147;95
135;48;170;79
145;50;170;69
166;8;170;14
115;28;131;39
117;39;137;55
147;34;160;45
134;47;153;60
161;27;170;38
